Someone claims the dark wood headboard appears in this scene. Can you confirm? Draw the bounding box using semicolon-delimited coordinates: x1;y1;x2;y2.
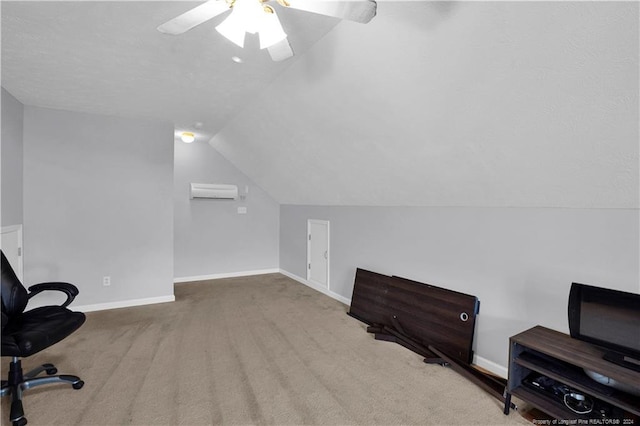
348;268;480;365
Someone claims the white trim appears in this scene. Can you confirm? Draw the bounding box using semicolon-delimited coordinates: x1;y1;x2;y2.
280;269;351;306
74;295;175;313
1;224;24;281
1;224;22;233
473;354;508;379
174;268;280;283
282;268;507;378
173;266;508;378
307;219;330;290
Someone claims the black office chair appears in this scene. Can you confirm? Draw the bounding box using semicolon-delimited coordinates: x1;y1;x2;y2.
1;251;86;426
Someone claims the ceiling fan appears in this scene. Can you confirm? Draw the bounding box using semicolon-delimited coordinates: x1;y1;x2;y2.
157;0;377;61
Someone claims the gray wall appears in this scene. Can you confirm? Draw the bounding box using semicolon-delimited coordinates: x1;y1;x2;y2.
280;205;640;371
23;106;174;307
174;140;279;279
1;88;24;227
211;2;638;209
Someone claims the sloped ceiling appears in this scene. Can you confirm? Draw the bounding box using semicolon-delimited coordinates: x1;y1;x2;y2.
211;1;639;208
3;1;638;209
1;0;339;139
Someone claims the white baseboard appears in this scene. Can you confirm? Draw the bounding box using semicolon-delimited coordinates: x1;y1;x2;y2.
74;268;280;312
473;354;508;379
74;295;175;313
279;269;352;306
174;268;280;283
280;269;507;378
74;270;509;378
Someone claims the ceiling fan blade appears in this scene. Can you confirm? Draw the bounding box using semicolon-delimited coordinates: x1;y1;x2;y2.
267;38;294;61
282;0;377;24
157;0;231;35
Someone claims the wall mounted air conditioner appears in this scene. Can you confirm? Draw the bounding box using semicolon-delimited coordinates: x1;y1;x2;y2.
190;183;238;200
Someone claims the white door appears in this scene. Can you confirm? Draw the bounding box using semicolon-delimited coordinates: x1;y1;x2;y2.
1;225;24;281
307;219;330;290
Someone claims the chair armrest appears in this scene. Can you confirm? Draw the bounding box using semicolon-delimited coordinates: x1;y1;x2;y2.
28;282;80;308
1;311;7;332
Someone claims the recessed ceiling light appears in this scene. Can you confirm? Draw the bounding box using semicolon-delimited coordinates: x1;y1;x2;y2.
181;132;195;143
231;56;243;63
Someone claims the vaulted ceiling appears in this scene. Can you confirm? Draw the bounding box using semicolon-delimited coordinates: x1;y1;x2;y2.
3;1;638;208
1;0;339;138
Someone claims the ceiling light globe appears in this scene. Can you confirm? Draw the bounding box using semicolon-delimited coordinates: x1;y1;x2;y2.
181;132;195;143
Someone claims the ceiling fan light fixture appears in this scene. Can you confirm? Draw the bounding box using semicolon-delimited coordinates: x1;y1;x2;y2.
216;0;286;50
259;6;287;49
237;0;265;35
215;11;246;47
158;0;377;61
181;132;195;143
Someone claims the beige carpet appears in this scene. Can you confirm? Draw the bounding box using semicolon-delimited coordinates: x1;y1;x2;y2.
1;274;531;425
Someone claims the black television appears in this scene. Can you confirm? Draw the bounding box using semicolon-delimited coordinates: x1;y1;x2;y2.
568;282;640;372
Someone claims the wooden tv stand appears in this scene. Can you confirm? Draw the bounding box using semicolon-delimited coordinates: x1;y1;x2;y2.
504;326;640;421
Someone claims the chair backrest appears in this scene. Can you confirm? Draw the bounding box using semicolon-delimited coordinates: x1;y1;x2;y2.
1;251;29;317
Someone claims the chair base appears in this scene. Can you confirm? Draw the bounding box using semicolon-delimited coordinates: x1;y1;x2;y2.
1;357;84;426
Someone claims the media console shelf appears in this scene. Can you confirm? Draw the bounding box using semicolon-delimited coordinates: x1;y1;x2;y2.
504;326;640;421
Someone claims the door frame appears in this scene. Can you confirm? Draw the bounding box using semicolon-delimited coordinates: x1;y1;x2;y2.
306;219;330;291
1;224;24;281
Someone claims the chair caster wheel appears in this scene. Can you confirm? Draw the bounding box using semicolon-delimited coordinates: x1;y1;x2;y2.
45;368;58;375
73;381;84;390
13;417;27;426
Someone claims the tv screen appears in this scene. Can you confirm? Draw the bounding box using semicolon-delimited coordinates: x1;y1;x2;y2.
568;283;640;371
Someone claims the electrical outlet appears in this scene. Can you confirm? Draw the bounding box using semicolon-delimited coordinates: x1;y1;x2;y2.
237;207;247;214
103;276;111;287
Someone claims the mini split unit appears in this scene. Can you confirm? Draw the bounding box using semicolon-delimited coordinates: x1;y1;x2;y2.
190;183;238;200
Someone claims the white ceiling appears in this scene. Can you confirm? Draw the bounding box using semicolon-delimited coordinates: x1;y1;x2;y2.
3;1;639;208
1;0;340;141
210;1;639;208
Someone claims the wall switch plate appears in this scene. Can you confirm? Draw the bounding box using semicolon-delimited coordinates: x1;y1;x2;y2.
237;207;247;214
103;276;111;286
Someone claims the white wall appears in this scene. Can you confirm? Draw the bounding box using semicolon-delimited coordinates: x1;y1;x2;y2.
174;140;279;279
23;106;175;308
1;88;24;227
208;1;640;376
280;205;640;374
211;2;638;208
